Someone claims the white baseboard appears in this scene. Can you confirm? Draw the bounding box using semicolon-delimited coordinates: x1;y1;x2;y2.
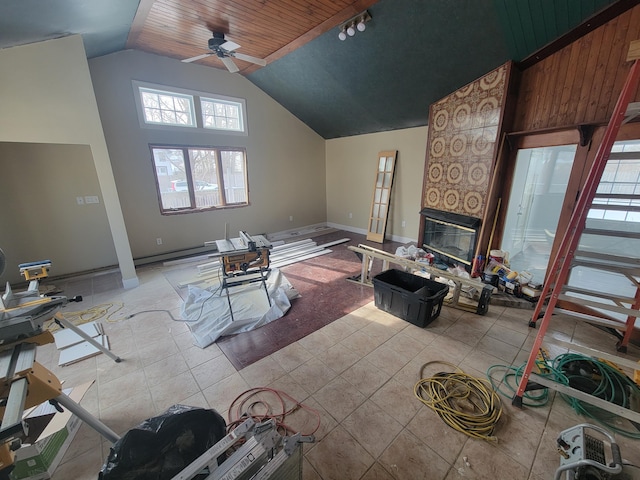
266;223;336;242
327;222;417;245
122;276;140;289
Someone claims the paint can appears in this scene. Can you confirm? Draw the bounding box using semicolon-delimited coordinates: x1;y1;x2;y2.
489;249;507;264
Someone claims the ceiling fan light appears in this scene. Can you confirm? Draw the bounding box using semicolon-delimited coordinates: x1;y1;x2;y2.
347;24;356;36
338;30;347;41
357;20;366;32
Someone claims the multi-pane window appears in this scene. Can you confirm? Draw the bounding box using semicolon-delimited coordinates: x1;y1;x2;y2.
135;82;247;133
151;146;248;214
139;88;195;127
201;98;243;131
589;140;640;222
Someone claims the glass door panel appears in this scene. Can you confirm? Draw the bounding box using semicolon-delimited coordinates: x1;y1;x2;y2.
566;139;640;320
367;151;397;243
501;144;577;283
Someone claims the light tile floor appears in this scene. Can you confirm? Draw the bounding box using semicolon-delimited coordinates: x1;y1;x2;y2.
31;264;640;480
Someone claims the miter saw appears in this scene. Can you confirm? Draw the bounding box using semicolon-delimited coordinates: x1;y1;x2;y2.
0;258;74;345
0;248;120;479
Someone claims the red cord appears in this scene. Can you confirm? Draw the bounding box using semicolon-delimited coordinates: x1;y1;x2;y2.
226;387;321;437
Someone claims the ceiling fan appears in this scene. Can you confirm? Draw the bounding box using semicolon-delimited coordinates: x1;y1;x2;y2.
182;32;267;73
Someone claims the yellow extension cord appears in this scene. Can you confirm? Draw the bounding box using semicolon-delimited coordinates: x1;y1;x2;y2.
44;302;126;332
414;361;503;442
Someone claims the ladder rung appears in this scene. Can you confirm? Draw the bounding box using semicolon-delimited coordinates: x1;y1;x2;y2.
573;249;640;266
590;203;640;212
582;228;640;239
571;258;640;275
546;337;640;371
555;308;629;331
607;151;640;160
557;294;639;319
561;285;638;304
529;373;640;424
593;193;640;200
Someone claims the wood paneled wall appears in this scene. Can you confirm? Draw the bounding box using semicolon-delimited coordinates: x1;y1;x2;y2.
512;4;640;132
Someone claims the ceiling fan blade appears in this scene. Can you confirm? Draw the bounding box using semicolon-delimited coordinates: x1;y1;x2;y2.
220;56;239;73
231;52;267;67
220;40;240;52
182;53;214;63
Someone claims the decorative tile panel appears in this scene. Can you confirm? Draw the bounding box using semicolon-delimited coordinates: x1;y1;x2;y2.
422;63;509;217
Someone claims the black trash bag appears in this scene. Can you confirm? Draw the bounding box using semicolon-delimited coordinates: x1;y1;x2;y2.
99;404;227;480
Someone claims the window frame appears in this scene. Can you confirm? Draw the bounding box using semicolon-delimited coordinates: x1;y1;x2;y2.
133;81;248;135
150;144;250;215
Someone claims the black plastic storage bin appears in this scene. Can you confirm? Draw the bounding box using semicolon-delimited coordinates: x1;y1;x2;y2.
372;269;449;327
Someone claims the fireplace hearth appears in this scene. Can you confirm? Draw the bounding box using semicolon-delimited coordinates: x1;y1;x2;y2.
420;208;481;271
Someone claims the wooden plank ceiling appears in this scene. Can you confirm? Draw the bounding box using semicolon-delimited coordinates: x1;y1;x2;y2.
127;0;379;74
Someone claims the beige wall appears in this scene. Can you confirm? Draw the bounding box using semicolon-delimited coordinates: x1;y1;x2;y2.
326;127;428;244
89;50;327;259
0;35;137;287
0;143;116;285
0;36;428;287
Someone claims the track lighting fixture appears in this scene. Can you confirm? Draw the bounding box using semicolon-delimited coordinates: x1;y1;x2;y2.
337;10;371;41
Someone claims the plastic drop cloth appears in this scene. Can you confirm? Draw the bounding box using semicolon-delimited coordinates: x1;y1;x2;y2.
182;268;299;348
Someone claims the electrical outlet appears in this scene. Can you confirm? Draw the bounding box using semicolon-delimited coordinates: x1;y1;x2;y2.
85;195;99;204
156;238;163;245
289;216;293;222
402;220;406;228
348;212;353;219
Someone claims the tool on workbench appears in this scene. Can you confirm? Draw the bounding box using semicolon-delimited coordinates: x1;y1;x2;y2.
215;231;273;322
0;250;120;479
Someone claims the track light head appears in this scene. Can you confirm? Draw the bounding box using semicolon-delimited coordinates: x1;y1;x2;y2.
337;10;371;41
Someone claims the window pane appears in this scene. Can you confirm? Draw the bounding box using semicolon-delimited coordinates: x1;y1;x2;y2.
189;149;221;208
220;150;247;204
139;88;195;127
201;98;244;132
152;148;191;210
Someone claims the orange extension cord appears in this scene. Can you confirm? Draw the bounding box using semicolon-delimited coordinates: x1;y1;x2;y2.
226;387;321;438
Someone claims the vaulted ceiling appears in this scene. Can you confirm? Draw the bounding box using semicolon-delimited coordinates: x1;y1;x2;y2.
0;0;631;138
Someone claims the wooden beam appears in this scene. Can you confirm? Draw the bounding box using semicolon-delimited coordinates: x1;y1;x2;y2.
241;0;379;74
518;0;640;70
126;0;156;49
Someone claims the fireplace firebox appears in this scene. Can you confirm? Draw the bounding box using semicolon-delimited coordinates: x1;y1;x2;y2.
419;208;481;271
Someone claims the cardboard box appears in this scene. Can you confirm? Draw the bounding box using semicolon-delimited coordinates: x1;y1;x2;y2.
10;382;93;480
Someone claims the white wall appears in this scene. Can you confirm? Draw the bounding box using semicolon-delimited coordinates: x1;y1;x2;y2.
326;127;428;244
0;35;137;287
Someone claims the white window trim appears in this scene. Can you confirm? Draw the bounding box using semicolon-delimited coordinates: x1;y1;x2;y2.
132;80;248;136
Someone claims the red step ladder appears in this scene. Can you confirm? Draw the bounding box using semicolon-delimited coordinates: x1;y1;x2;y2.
512;41;640;421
